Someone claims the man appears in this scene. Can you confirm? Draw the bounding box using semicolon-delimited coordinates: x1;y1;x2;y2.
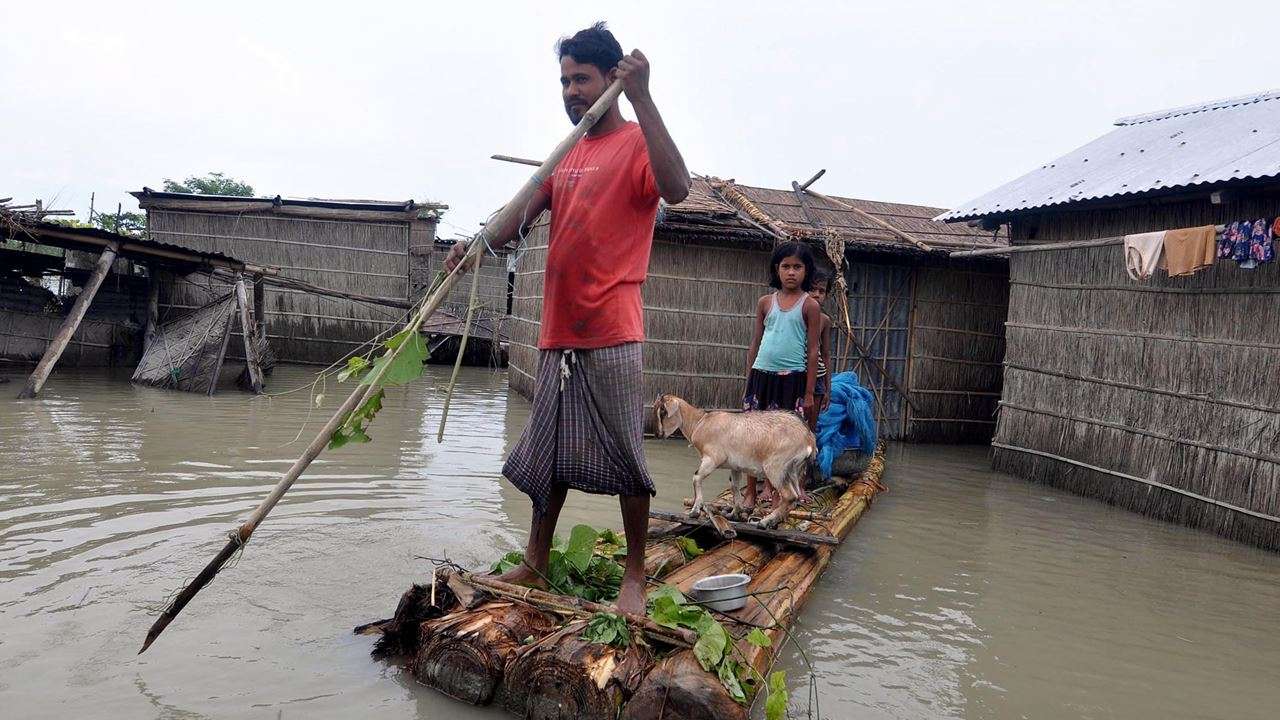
446;22;689;614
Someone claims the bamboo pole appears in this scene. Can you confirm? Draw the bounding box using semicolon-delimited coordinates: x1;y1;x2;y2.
459;572;696;647
437;254;483;442
802;187;934;252
491;154;541;167
233;276;265;394
680;498;832;522
18;241;120;398
949;236;1121;258
139;79;626;655
797;168;826;191
647;510;837;547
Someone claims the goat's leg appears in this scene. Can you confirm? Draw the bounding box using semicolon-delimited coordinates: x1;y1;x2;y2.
756;481;796;529
728;470;745;520
755;460;794;529
688;455;719;518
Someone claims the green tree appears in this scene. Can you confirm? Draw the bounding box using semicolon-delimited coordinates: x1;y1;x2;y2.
162;172;255;197
93;210;147;237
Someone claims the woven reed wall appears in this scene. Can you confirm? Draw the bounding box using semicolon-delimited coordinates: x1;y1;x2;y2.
994;236;1280;549
907;266;1008;442
1;271;145;366
148;209;414;364
835;262;912;438
509;223;1009;442
412;241;510;317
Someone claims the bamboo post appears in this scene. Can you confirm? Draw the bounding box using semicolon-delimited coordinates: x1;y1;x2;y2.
206;301;234;397
233;276;265;394
252;273;265;338
144;268;161;346
139;79;626;655
802;187;934;252
18;241;120;398
437;254;483;442
797;168;826;191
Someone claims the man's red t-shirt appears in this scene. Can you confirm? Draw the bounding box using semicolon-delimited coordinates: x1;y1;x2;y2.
538;121;660;350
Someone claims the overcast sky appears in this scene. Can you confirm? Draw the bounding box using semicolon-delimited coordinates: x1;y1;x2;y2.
5;1;1277;236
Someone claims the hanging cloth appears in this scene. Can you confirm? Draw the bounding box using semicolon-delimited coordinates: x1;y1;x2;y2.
1124;231;1165;280
1161;225;1217;276
1248;218;1275;266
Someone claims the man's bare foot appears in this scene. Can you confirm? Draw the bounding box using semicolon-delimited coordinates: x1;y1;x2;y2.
615;569;646;616
493;563;547;590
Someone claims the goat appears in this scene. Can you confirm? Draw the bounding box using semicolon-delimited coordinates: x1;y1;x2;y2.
654;394;816;529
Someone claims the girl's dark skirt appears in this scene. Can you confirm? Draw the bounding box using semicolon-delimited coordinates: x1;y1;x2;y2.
743;368;807;416
503;342;655;513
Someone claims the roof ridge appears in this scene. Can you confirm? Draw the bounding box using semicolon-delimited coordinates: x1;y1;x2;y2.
731;181;950;214
1114;89;1280;126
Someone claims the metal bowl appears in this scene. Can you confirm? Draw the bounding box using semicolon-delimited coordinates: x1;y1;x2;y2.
689;573;751;612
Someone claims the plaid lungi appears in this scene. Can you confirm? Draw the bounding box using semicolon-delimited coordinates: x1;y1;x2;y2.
504;342;655;513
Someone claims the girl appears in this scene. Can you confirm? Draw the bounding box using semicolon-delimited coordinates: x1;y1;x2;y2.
808;271;834;415
741;241;823;510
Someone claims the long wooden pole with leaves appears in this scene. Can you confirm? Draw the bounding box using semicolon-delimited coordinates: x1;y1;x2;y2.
139;80;625;654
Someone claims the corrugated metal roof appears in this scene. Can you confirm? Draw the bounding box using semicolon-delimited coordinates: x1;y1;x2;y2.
938;90;1280;222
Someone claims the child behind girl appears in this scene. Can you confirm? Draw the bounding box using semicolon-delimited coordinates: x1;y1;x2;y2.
808;271;834;414
741;241;823;511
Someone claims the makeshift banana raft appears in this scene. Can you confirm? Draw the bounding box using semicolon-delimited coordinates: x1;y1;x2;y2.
357;445;886;720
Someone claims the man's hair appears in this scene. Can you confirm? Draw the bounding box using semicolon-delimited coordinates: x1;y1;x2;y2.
768;241;816;292
556;21;624;77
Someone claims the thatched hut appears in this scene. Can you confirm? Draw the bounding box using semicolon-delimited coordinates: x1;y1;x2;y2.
133;190;507;365
940;89;1280;549
2;211;251;395
509;175;1009;441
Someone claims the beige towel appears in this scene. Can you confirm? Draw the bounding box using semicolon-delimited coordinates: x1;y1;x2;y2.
1161;225;1217;276
1124;231;1165;280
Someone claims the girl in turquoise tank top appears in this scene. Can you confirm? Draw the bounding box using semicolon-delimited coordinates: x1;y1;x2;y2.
741;242;823;509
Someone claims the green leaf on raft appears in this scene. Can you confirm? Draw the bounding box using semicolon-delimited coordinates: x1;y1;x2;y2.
490;551;525;574
718;660;747;703
564;524;598;573
746;627;772;648
581;612;630;649
675;535;704;560
765;671;788;720
487;526;624;602
646;584;752;704
692;614;728;671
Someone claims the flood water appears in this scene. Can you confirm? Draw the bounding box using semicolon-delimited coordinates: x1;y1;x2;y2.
2;365;1278;719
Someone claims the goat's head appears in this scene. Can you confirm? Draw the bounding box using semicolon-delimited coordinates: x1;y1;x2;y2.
653;394;684;439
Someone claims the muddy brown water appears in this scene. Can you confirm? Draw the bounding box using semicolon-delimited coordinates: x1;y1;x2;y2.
2;365;1278;719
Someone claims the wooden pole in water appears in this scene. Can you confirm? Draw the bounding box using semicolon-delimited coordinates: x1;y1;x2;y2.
233;276;265;394
18;240;120;399
139;79;625;655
